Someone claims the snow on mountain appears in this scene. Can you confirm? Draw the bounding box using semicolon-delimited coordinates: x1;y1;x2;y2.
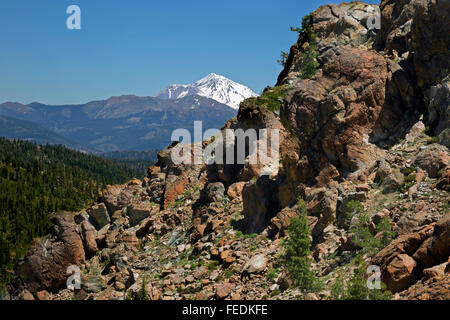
155;73;258;109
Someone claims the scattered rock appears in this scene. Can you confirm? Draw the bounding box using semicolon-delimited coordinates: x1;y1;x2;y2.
127;203;156;227
383;253;418;293
88;203;111;229
204;182;225;203
413;145;449;178
242;254;267;274
216;282;234;300
227;182;246;200
16;212;85;293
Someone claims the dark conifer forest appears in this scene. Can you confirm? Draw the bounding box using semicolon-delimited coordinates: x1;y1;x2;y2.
0;138;151;287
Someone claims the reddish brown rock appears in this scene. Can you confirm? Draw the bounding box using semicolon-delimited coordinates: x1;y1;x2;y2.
19;290;35;300
384;253;418;293
193;266;207;280
422;262;447;281
227;182;246;200
412;214;450;268
87;203;111;229
395;276;450;300
163;177;189;209
80;220;98;257
413;145;449;178
306;187;338;239
220;250;236;265
269;207;298;238
372;224;434;292
116;231;139;248
435;167;450;191
100;185;124;214
127;203;156;227
190;224;207;243
16;212;85;293
216;282;235;300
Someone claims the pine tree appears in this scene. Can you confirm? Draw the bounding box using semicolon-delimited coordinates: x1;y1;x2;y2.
281;197;321;293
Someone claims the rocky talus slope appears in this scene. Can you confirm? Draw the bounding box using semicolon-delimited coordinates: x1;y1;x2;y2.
7;0;449;300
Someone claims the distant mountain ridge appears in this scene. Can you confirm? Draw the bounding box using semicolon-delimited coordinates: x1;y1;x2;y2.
0;115;96;153
156;73;258;109
0;94;236;152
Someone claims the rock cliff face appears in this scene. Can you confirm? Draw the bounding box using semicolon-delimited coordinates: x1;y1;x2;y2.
8;1;449;300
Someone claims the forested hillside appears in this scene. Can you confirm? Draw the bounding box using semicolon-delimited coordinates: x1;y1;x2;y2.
101;150;158;162
0;138;151;289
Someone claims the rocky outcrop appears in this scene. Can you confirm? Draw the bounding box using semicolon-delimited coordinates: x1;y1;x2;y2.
87;203;110;229
242;178;280;233
412;215;450;268
395;0;450;146
306;188;338;240
8;0;450;301
372;225;432;292
15;212;85;294
413;145;449;178
373;214;449;293
410;0;450;88
278;2;380;85
126;203;158;227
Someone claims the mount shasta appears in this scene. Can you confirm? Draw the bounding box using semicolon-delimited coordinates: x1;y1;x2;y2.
0;74;257;152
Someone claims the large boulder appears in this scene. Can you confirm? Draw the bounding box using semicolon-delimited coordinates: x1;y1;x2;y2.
372;224;433;292
278;44;418;194
413;214;450;268
383;253;418;293
423;83;450;147
204;182;225;203
376;0;416;53
410;0;450;87
227;182;246;200
242;254;268;274
16;212;85;293
100;185;124;214
306;187;338;239
126;203;157;227
80;220;98;257
413;145;449;178
242;177;280;233
87;203;110;229
278;2;379;85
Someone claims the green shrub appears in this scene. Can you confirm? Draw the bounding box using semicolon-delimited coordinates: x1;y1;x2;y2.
402;166;416;176
243;233;258;239
251;85;288;113
347;201;396;256
277;51;289;67
291;14;315;42
375;217;397;249
223;268;234;278
400;173;416;193
266;269;278;281
290;14;319;79
299;42;320;79
281;198;321;293
134;277;149;300
270;288;281;297
207;261;220;271
331;256;393;300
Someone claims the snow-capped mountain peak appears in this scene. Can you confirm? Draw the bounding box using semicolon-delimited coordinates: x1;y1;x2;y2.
156;73;258;109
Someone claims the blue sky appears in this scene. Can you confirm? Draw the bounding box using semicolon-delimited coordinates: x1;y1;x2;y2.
0;0;379;105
